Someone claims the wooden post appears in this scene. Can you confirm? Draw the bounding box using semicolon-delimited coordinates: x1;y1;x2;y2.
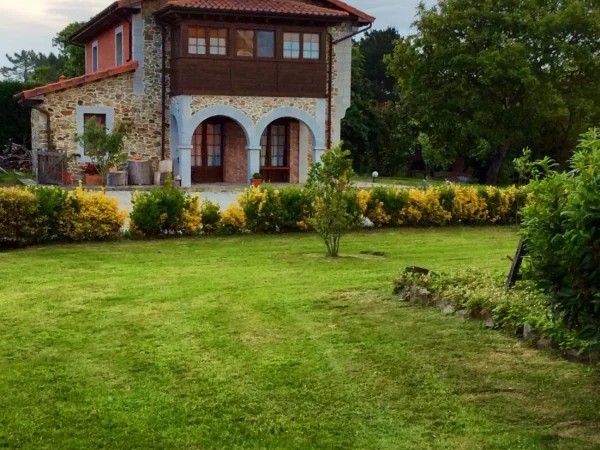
506;238;526;289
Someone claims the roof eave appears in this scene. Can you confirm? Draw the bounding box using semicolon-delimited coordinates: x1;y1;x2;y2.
70;3;140;45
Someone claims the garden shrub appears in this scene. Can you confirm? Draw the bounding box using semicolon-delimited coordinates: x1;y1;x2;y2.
27;186;69;240
278;186;312;231
0;188;44;247
200;199;221;233
129;188;201;237
521;129;600;344
452;185;489;223
394;268;591;352
219;204;246;232
60;187;126;241
399;188;452;226
238;185;282;233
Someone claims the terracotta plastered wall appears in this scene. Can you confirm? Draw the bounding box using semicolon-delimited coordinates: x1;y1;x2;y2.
86;20;131;73
223;121;247;183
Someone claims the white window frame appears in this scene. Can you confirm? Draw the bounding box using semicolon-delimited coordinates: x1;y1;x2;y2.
115;25;124;66
91;40;99;72
76;107;114;162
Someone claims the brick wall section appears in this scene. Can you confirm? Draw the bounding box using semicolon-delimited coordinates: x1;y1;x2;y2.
223;120;247;183
289;121;300;183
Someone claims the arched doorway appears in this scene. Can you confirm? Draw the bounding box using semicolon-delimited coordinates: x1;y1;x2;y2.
259;119;293;182
192;118;224;183
191;116;248;184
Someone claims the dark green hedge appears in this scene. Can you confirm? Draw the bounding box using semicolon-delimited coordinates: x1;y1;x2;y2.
0;81;36;150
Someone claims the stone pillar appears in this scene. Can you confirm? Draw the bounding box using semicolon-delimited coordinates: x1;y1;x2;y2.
178;145;192;187
298;123;310;183
247;147;261;184
313;147;326;164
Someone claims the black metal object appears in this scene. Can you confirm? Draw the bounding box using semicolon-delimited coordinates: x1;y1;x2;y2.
506;238;527;288
37;150;67;185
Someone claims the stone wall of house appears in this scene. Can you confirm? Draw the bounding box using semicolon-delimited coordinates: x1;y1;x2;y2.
189;96;319;124
223;121;247;183
328;22;354;147
38;72;164;180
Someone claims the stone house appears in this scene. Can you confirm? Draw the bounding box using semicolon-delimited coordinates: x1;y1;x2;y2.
15;0;374;187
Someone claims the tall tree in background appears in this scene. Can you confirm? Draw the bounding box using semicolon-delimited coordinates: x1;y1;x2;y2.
53;21;86;78
387;0;600;184
357;28;400;103
0;51;39;82
1;21;85;84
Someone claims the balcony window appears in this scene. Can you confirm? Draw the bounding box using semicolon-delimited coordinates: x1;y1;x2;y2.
283;33;300;59
236;30;254;57
188;27;207;55
303;33;320;59
257;31;275;58
209;29;228;55
115;27;124;66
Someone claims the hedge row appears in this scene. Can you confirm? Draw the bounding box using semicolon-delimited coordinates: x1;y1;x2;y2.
0;186;125;248
0;184;527;247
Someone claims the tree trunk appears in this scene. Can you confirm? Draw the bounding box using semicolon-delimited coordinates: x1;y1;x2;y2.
486;141;508;185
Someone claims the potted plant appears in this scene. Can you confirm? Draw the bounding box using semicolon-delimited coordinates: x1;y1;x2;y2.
82;162;102;185
251;172;263;187
75;118;131;187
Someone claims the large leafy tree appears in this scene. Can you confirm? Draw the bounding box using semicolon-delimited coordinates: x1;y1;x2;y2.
387;0;600;184
357;28;401;103
53;21;86;78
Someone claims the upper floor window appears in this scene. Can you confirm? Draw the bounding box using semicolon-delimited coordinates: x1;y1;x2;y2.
91;41;99;72
115;26;124;66
303;33;320;59
283;33;300;59
236;30;275;58
188;27;228;55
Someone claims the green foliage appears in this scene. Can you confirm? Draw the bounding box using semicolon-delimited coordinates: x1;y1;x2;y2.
0;188;44;248
75;118;131;186
521;129;600;345
0;50;40;82
238;184;282;233
369;186;409;226
200;199;221;233
307;146;357;257
130;189;201;237
0;80;36;150
27;186;68;240
387;0;600;184
53;22;86;79
278;187;312;231
394;268;591;352
357;28;400;103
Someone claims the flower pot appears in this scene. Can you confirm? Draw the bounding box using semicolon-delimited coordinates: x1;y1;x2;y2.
251;178;262;187
84;174;102;185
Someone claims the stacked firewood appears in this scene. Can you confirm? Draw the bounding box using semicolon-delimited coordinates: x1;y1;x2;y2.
0;140;32;171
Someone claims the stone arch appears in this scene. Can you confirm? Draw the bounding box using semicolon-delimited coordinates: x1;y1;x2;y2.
170;114;180;176
253;106;325;150
185;105;254;147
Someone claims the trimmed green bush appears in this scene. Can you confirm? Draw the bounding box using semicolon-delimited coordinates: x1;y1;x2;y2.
521;129;600;344
0;188;44;247
27;186;68;240
129;189;201;238
199;199;221;233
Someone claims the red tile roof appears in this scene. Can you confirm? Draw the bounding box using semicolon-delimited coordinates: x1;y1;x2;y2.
167;0;351;19
17;62;139;100
324;0;374;23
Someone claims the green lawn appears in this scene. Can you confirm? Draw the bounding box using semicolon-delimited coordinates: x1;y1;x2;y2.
1;228;599;449
0;169;32;186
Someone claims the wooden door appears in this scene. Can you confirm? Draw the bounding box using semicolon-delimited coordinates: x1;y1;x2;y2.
260;120;290;183
192;121;224;183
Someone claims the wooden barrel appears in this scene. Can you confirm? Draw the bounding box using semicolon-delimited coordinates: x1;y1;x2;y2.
128;160;152;185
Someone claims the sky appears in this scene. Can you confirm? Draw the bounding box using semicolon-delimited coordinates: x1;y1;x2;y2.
0;0;433;71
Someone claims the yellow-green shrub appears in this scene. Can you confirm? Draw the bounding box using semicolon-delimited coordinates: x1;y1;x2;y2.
0;188;45;247
200;199;221;233
238;185;281;232
399;188;452;225
219;204;246;232
60;187;125;241
452;186;489;223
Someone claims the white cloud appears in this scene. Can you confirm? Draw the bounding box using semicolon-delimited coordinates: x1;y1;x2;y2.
0;0;435;74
